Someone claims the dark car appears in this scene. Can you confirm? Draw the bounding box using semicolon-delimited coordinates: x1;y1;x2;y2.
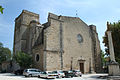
14;69;24;75
63;71;74;78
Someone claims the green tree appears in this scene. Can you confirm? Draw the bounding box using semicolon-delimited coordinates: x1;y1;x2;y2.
101;50;106;66
14;51;33;69
0;42;3;47
103;21;120;63
0;6;4;14
0;42;11;64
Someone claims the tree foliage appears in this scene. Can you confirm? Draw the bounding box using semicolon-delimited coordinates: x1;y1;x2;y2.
14;51;33;69
0;42;11;64
0;6;4;14
101;50;106;66
103;21;120;63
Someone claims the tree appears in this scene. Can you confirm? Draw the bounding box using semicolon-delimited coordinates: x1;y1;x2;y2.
101;50;106;66
101;50;109;73
0;6;4;14
103;21;120;64
0;42;11;64
14;51;33;69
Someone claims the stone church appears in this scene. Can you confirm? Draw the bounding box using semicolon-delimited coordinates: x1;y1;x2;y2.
13;10;102;73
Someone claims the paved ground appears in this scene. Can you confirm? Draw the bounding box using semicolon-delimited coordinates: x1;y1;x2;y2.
0;73;108;80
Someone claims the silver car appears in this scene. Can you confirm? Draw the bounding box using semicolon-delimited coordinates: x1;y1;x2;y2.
23;68;41;77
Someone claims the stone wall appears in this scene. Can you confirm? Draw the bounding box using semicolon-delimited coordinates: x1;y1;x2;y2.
89;25;102;73
45;17;60;51
44;14;62;71
95;32;102;72
61;16;93;73
32;45;44;71
44;13;94;73
46;51;61;71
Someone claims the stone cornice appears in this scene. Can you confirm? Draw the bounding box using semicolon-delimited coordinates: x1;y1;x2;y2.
15;10;39;21
49;17;64;22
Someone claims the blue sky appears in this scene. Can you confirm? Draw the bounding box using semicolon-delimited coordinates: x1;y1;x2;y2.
0;0;120;51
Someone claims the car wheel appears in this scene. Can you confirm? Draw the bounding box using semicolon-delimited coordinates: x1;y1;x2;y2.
38;75;41;78
59;76;62;78
57;75;60;78
68;76;71;78
62;76;65;78
29;74;32;77
16;73;19;75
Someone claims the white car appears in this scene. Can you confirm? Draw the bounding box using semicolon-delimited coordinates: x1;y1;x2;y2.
23;68;41;77
38;71;58;79
52;70;65;78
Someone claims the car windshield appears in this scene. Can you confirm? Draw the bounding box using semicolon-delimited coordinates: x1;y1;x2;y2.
59;71;63;73
68;71;73;73
52;71;57;73
41;72;46;74
37;70;41;72
29;69;40;72
24;69;28;72
47;72;53;74
75;70;80;72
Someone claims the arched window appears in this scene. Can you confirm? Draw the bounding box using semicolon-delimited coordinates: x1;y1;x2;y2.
36;54;39;62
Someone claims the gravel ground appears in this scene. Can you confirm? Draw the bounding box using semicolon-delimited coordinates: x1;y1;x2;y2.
0;73;108;80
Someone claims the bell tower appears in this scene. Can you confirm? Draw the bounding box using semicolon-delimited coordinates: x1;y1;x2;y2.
13;10;39;54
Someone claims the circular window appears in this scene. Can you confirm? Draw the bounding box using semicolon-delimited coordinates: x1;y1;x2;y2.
77;34;83;43
36;54;39;62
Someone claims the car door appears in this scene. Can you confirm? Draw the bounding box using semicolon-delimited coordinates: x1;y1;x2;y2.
31;70;36;76
34;70;40;76
40;72;47;78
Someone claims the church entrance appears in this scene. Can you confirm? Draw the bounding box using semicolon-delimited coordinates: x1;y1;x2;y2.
79;63;84;73
78;59;85;74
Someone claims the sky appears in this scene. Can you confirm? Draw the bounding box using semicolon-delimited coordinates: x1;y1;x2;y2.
0;0;120;51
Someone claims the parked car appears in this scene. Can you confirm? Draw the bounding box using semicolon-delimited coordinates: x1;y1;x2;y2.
23;68;41;77
38;71;58;79
63;70;74;78
52;70;65;78
73;70;82;77
14;69;24;75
